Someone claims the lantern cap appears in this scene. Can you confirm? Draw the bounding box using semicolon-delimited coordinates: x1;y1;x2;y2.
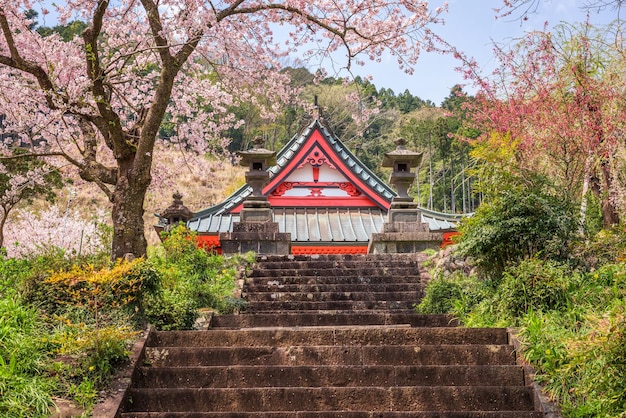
237;137;277;167
382;138;422;168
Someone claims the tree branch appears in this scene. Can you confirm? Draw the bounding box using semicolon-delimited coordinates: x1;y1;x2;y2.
82;0;130;159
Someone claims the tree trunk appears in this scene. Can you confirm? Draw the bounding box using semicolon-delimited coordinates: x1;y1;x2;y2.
589;159;620;229
600;159;619;227
0;207;7;249
110;157;150;260
578;154;592;235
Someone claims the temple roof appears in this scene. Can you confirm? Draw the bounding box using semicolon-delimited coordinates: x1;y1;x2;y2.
188;118;465;238
188;207;462;241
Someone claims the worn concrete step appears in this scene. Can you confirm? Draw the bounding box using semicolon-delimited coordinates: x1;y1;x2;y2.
242;291;424;302
243;283;423;293
254;260;421;270
121;412;544;418
210;312;459;328
142;344;515;367
124;386;536;412
248;267;419;278
133;365;525;388
243;300;418;311
246;275;422;286
256;254;425;263
149;328;509;347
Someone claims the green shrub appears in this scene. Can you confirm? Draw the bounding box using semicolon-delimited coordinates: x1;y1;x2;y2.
520;302;626;417
143;288;199;330
416;271;492;317
572;226;626;270
36;258;159;327
457;184;578;279
45;322;137;408
144;226;253;329
495;258;574;319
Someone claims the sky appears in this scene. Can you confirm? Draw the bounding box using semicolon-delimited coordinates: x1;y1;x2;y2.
352;0;619;105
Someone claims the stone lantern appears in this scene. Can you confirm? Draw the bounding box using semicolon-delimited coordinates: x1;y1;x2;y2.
160;191;193;229
368;138;442;254
237;137;277;222
382;138;422;208
238;137;277;201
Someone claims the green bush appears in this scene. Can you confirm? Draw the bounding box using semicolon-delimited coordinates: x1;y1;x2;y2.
457;184;578;279
495;258;574;319
144;226;253;329
416;271;492;317
519;302;626;417
143;288;199;330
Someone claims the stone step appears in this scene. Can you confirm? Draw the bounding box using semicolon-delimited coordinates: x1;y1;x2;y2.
124;386;536;412
242;291;424;302
149;328;509;347
254;260;421;270
133;365;525;388
243;282;423;293
247;267;419;278
122;412;545;418
246;275;422;285
210;312;459;328
142;344;515;367
243;300;417;311
256;254;426;263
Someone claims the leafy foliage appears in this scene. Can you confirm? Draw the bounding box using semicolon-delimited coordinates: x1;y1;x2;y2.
421;236;626;416
145;226;252;330
0;223;252;416
416;270;491;316
0;297;51;417
457;179;578;279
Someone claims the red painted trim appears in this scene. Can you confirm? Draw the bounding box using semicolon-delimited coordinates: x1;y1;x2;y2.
292;245;369;255
441;232;459;248
269;196;378;207
231;196;378;213
195;235;222;254
195;234;369;255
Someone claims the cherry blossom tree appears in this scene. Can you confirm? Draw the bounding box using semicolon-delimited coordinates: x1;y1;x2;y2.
0;150;62;249
4;205;107;258
458;21;626;227
0;0;447;259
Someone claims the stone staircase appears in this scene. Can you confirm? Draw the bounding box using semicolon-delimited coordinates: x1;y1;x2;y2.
117;254;546;417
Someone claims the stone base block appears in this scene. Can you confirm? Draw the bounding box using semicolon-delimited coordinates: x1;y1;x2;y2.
239;207;273;223
383;221;429;233
232;221;279;233
368;231;444;254
220;222;291;255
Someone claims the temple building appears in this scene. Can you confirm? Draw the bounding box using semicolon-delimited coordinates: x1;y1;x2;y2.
158;117;463;254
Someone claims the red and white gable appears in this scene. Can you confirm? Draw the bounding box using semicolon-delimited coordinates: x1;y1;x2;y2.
231;127;389;213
